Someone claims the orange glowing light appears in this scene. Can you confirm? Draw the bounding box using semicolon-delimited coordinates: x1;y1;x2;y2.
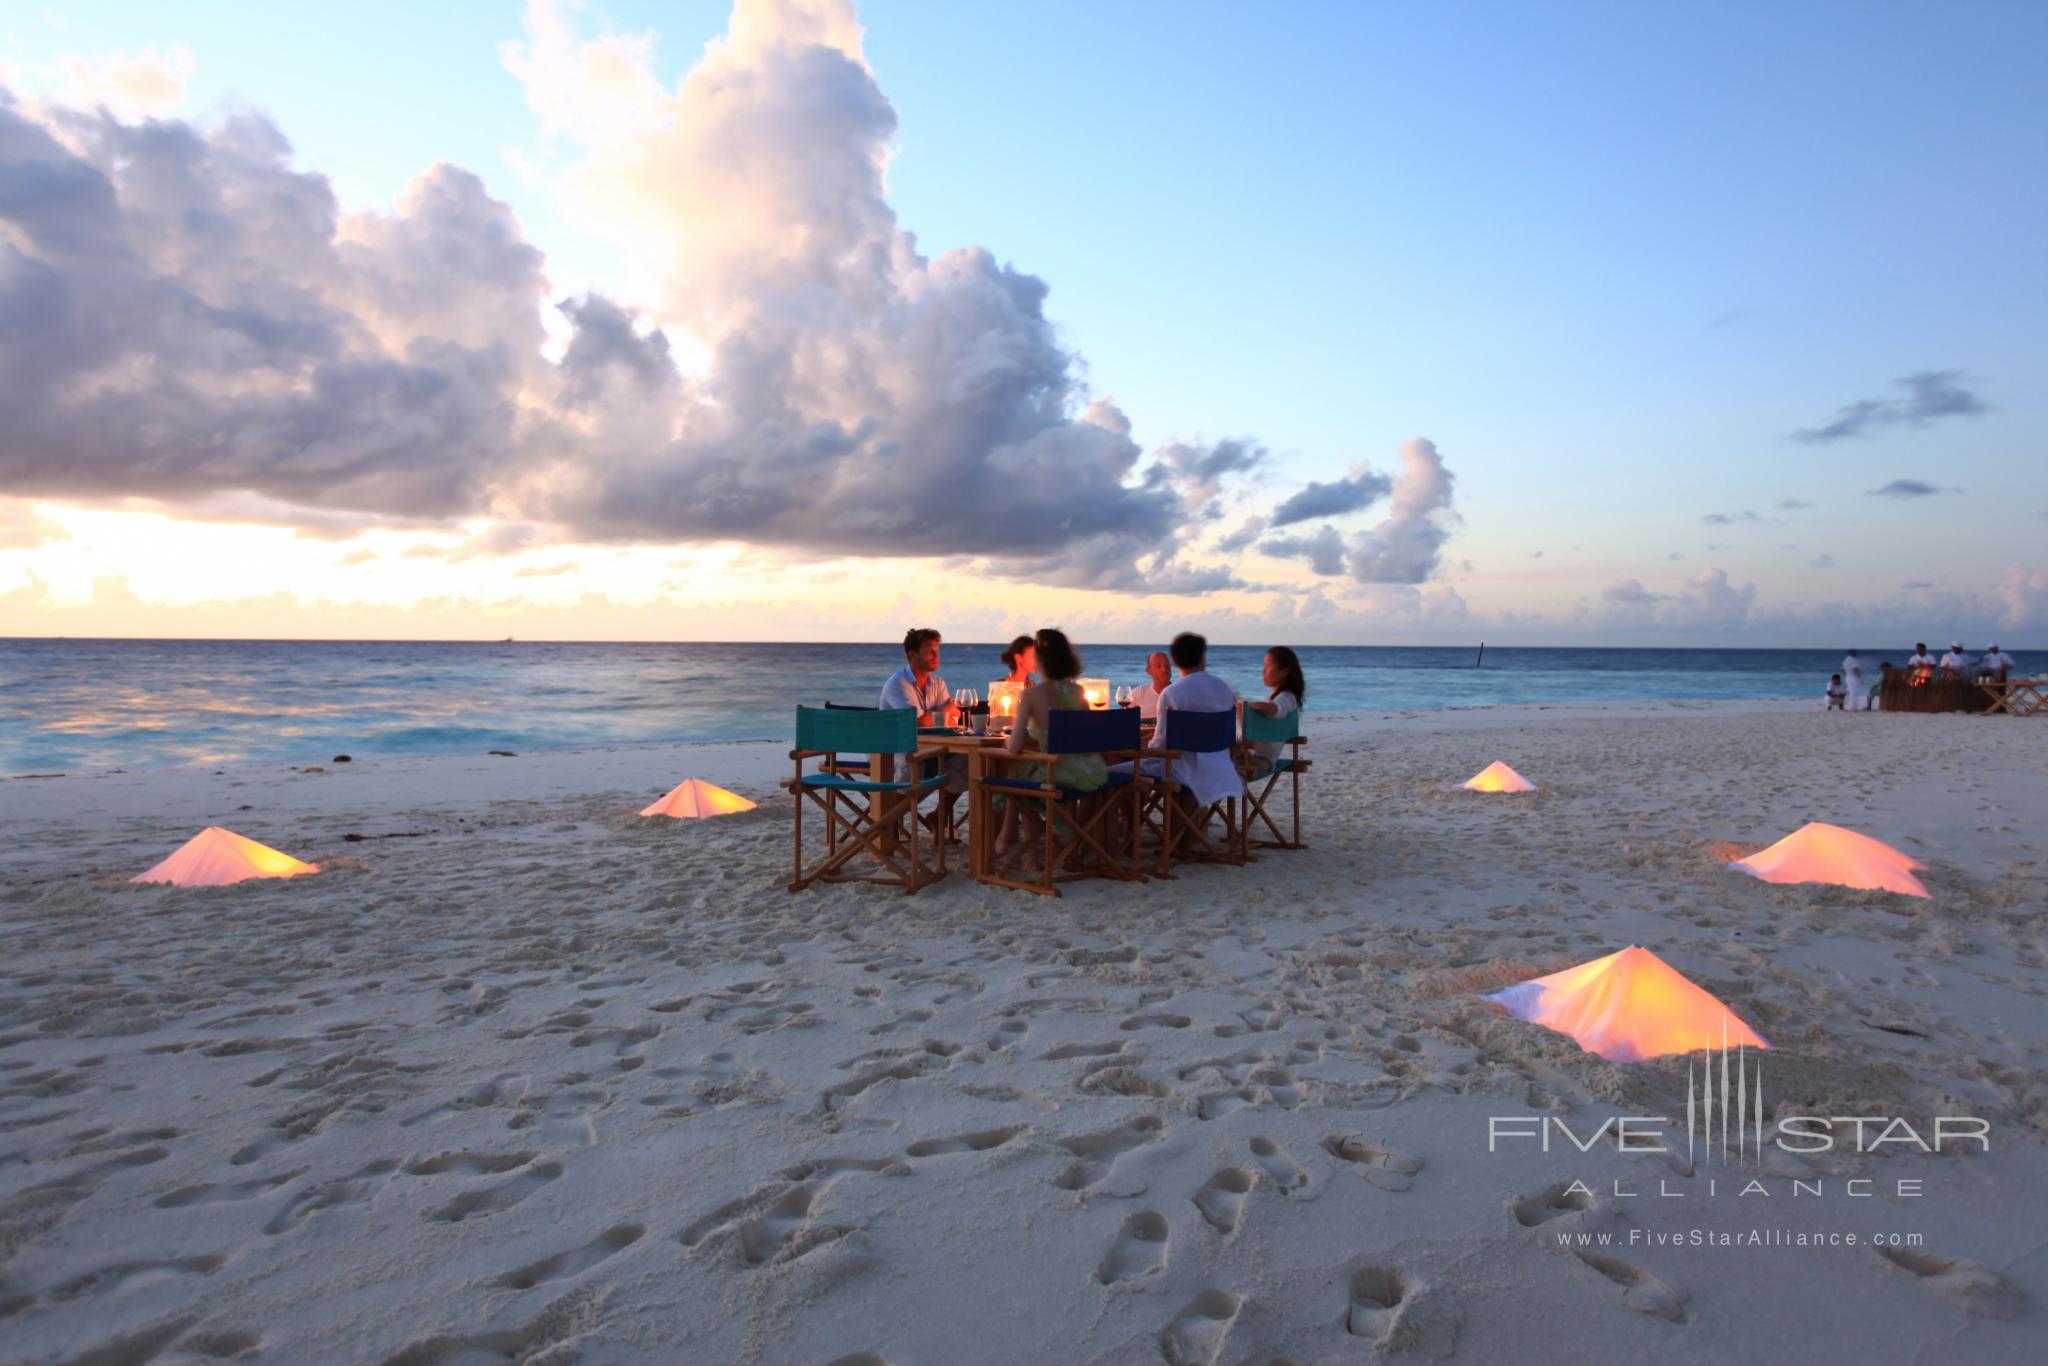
639;778;758;819
1077;677;1110;709
133;827;320;887
1486;945;1769;1061
1729;821;1929;898
988;681;1024;720
1462;760;1536;793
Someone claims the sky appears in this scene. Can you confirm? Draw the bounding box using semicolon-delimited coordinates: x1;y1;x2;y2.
1;0;2043;646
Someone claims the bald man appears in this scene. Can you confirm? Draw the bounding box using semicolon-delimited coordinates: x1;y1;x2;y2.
1130;651;1172;721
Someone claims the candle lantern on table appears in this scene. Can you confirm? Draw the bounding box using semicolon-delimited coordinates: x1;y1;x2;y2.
1078;677;1111;709
988;680;1024;731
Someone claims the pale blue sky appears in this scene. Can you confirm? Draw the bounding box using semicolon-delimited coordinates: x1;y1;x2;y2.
4;1;2044;642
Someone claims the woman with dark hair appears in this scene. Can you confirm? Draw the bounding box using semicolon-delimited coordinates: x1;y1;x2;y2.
999;635;1037;686
1243;645;1305;774
994;628;1109;867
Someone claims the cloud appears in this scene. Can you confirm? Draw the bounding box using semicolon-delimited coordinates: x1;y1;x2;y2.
1215;514;1265;554
1780;499;1812;511
338;549;377;566
1702;510;1763;526
58;46;195;118
1809;553;1834;569
1268;463;1391;527
1868;479;1959;499
514;561;579;578
1258;438;1457;584
0;1;1266;594
1598;567;1756;633
1793;370;1989;443
1899;580;1934;590
1259;525;1347;576
0;499;63;549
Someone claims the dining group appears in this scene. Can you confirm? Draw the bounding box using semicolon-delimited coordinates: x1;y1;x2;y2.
877;626;1305;871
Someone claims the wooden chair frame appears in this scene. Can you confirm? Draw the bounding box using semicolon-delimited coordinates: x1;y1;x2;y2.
1135;708;1247;878
1236;703;1309;851
971;708;1144;897
785;707;950;895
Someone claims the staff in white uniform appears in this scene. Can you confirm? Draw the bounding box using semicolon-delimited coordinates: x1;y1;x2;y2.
1937;643;1974;678
1980;644;2015;682
1907;643;1936;682
1841;649;1866;709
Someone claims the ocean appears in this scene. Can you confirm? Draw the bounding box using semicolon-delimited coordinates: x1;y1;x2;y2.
0;639;1906;774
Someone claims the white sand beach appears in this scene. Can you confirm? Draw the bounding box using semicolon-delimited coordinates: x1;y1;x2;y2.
2;700;2045;1364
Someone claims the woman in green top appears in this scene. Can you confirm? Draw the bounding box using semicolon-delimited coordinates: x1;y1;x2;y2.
995;627;1108;869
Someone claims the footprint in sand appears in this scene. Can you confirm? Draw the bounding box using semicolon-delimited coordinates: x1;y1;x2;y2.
1511;1181;1594;1228
1052;1116;1165;1191
1194;1089;1256;1122
48;1255;226;1302
1096;1211;1169;1284
1159;1288;1242;1366
1878;1246;2025;1320
266;1159;402;1235
406;1150;537;1177
1573;1252;1688;1323
1346;1265;1410;1343
987;1019;1029;1052
1043;1041;1124;1062
1247;1137;1307;1192
737;1186;852;1266
1080;1065;1175;1101
1249;1068;1301;1109
1192;1169;1255;1234
425;1159;562;1223
1324;1134;1422;1192
155;1170;302;1208
1119;1013;1192;1031
497;1223;645;1290
904;1126;1022;1158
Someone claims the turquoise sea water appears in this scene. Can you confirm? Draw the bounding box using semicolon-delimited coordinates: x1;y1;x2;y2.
0;639;1947;774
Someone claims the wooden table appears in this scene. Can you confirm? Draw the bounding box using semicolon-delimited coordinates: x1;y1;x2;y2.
1980;679;2048;716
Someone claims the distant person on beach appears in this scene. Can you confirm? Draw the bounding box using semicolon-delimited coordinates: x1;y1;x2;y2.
1908;642;1936;683
1114;633;1245;850
1825;674;1848;710
1980;644;2015;682
1938;642;1975;678
1870;662;1894;710
1841;649;1865;705
1129;651;1172;721
1242;646;1306;775
999;636;1037;687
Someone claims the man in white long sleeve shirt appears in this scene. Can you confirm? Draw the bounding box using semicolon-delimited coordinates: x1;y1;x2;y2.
1907;643;1936;682
1937;643;1974;678
1841;649;1866;709
1979;644;2015;681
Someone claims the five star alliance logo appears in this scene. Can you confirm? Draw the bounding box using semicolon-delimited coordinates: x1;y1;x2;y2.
1686;1017;1765;1167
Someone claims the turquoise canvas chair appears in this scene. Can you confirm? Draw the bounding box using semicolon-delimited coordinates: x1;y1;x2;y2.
784;706;950;894
1237;703;1309;851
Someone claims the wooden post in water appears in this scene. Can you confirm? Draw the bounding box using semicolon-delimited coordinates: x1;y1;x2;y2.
1475;641;1485;668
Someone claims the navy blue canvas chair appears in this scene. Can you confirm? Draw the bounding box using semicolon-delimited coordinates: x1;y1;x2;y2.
1236;703;1309;851
1137;708;1247;876
784;706;949;894
971;706;1143;897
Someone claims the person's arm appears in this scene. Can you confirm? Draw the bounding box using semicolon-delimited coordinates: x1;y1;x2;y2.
1005;686;1038;754
880;671;917;712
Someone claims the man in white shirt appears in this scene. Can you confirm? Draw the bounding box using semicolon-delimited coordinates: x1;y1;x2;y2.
879;627;962;830
1116;634;1245;855
1841;649;1865;707
1129;651;1172;721
1980;644;2015;682
1937;642;1974;678
1907;643;1936;682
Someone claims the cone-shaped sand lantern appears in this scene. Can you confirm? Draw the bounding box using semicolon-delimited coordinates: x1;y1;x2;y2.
1485;946;1768;1062
988;681;1025;729
1462;761;1536;793
133;827;319;887
1728;821;1928;898
640;779;756;819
